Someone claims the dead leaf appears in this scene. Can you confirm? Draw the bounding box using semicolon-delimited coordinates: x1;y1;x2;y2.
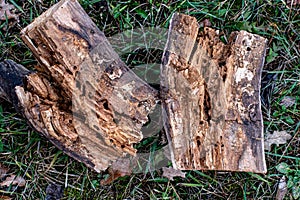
101;157;136;185
264;131;292;151
0;0;19;21
280;96;296;108
276;176;287;200
286;0;300;6
0;163;26;188
0;163;9;179
0;175;26;187
0;195;12;200
45;183;63;200
199;19;212;27
162;167;186;181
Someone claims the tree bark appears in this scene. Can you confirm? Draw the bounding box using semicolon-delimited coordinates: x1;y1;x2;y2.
161;13;267;173
1;0;158;172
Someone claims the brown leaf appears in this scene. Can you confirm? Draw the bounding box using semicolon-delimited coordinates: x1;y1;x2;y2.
199;19;212;27
100;157;136;185
0;195;12;200
280;96;296;108
0;175;26;187
286;0;300;6
0;0;19;21
162;167;186;181
276;176;287;200
264;131;292;151
0;163;9;179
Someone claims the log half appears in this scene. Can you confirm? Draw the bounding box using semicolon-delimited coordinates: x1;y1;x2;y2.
161;13;267;173
7;0;158;172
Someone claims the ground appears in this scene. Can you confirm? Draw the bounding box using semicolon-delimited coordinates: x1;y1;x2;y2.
0;0;299;199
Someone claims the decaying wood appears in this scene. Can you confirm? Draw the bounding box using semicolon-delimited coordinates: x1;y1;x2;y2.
0;60;126;171
1;0;158;172
161;13;267;173
0;60;92;169
1;0;268;178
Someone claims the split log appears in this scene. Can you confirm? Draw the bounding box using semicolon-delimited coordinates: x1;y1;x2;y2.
0;59;123;171
161;13;267;173
0;0;158;172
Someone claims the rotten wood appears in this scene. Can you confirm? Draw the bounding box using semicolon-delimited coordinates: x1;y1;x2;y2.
0;60;126;171
1;0;158;172
161;13;267;173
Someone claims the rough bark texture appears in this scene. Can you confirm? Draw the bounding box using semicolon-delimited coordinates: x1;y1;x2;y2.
4;0;158;172
161;13;267;173
0;60;30;104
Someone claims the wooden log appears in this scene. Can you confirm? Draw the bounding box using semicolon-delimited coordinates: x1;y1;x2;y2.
161;13;267;173
0;60;91;169
1;0;158;172
0;60;132;171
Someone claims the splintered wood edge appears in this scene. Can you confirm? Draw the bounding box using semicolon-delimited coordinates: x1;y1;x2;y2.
20;0;67;56
21;0;68;33
236;30;267;173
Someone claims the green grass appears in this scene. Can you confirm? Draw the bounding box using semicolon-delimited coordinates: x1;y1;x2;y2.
0;0;300;199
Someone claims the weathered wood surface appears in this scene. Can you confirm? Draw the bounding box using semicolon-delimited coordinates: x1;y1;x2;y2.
6;0;158;172
0;60;96;169
161;13;267;173
0;59;140;172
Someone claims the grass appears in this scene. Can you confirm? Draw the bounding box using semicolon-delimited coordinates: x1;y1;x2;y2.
0;0;299;199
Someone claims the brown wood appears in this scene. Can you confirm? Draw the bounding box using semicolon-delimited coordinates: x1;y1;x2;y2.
161;13;267;173
0;60;93;169
3;0;158;172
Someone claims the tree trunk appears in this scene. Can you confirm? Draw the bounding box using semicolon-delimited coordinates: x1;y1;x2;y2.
161;13;267;173
1;0;158;172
